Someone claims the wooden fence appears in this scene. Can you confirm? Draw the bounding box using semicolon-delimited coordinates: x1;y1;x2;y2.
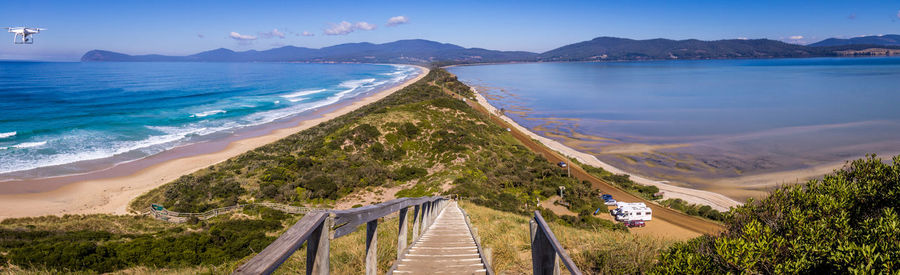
530;211;583;275
232;196;449;275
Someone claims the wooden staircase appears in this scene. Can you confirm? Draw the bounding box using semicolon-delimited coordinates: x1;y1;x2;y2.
392;201;488;274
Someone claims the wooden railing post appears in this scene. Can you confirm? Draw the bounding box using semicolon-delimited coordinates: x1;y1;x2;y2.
307;213;333;275
531;211;584;275
531;221;560;275
411;205;421;241
397;207;409;259
421;202;430;234
365;219;378;275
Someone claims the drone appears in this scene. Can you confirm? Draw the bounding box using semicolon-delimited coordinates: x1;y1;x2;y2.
6;27;45;44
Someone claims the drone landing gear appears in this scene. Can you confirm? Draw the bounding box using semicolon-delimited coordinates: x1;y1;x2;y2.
13;34;33;44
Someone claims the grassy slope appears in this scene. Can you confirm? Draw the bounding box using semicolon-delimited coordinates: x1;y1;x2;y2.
459;201;672;274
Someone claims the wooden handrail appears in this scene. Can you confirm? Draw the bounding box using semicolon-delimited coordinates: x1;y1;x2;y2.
530;211;583;275
234;212;328;274
233;196;449;275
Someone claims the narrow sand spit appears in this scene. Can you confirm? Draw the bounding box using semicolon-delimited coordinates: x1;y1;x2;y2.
0;67;428;220
470;88;742;212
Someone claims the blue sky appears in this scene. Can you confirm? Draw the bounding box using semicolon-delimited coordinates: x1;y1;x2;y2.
3;0;900;61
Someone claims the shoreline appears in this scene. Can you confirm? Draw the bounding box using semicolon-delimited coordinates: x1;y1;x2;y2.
0;66;428;220
468;87;743;211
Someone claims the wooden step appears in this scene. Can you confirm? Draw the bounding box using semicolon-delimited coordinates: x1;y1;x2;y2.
393;201;488;274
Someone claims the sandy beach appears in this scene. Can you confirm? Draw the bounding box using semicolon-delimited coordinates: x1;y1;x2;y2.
468;87;743;212
0;66;428;220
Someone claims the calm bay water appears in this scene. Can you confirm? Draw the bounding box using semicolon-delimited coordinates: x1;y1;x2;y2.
449;58;900;187
0;62;417;178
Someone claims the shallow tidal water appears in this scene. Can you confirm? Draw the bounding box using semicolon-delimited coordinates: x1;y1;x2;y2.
450;58;900;192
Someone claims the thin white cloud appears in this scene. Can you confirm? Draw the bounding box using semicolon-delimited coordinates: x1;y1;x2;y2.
260;28;285;39
354;22;376;31
324;21;377;35
897;10;900;19
229;32;257;41
324;21;354;35
386;16;409;26
301;31;314;37
789;35;804;40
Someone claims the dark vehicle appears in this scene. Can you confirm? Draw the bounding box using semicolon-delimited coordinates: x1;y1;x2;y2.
624;220;646;228
557;161;567;168
601;194;613;201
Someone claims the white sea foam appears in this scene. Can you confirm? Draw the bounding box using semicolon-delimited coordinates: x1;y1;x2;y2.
0;125;229;174
2;141;47;150
191;110;227;118
281;89;326;99
338;78;376;89
0;131;15;139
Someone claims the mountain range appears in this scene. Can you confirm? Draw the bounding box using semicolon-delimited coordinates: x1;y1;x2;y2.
82;35;900;64
808;34;900;47
82;39;537;64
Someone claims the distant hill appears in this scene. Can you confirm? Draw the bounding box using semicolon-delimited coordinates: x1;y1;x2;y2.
538;37;818;61
81;39;538;64
809;34;900;47
82;37;900;64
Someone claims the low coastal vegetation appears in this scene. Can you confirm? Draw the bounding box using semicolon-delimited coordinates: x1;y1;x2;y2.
583;164;663;200
0;206;292;273
658;198;725;221
652;155;900;274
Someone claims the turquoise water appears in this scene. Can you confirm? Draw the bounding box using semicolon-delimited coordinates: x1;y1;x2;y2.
449;58;900;184
0;62;418;177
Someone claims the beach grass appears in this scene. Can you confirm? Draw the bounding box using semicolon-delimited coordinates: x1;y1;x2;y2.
458;201;673;274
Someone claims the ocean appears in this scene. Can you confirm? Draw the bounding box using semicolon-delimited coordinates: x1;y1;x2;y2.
449;58;900;192
0;62;419;179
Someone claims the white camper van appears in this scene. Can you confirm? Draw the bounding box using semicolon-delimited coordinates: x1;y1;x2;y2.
614;202;653;221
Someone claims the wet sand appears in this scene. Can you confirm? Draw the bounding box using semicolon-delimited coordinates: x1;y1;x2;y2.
0;66;428;220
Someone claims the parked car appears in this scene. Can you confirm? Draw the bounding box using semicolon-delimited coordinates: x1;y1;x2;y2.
624;220;646;228
557;161;567;168
601;194;613;201
604;199;617;206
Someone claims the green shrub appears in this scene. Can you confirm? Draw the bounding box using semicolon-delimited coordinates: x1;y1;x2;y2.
1;214;288;273
393;166;427;182
653;155;900;274
659;198;726;222
398;122;419;138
